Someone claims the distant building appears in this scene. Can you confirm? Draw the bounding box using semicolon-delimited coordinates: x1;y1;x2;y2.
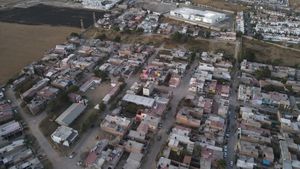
51;126;78;147
170;7;226;24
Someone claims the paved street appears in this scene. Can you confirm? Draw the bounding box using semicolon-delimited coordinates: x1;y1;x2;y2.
141;61;198;169
225;39;241;169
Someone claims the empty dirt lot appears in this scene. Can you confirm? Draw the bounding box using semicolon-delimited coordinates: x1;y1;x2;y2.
0;22;79;85
290;0;300;10
192;0;247;12
242;37;300;66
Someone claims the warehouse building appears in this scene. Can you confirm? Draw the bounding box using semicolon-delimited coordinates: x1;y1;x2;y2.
170;7;226;24
55;102;87;126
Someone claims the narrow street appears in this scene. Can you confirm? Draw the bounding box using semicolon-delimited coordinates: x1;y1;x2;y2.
141;61;198;169
5;88;79;169
225;39;242;169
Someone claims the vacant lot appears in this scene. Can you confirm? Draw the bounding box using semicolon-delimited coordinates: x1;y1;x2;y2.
192;0;247;12
290;0;300;10
0;22;79;85
242;37;300;66
86;28;235;56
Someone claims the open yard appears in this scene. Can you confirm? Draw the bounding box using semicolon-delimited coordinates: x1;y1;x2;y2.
242;37;300;66
0;22;79;85
290;0;300;11
192;0;247;12
85;27;235;57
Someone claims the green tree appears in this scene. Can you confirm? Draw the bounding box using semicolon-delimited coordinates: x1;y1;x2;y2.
236;31;243;37
254;32;264;40
136;27;144;33
217;159;226;169
99;102;106;112
70;32;80;37
112;25;120;32
254;67;271;80
114;36;121;42
243;51;256;62
94;70;109;81
96;33;107;40
67;85;79;93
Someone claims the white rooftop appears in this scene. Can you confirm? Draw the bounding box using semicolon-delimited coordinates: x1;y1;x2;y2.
122;94;155;107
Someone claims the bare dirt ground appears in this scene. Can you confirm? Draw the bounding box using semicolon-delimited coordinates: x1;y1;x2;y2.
192;0;247;12
242;37;300;66
0;22;79;85
290;0;300;10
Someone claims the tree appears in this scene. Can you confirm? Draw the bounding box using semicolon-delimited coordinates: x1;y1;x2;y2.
204;31;211;38
254;32;264;40
112;25;120;32
67;85;79;93
99;102;106;112
171;31;189;43
96;33;107;40
136;27;144;33
189;52;196;63
236;31;243;37
94;70;109;81
272;58;283;66
70;32;80;38
254;67;271;80
217;159;226;169
80;110;98;132
243;51;256;62
114;36;121;42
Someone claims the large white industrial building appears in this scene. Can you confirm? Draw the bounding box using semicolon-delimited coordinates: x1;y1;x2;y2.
170;7;226;24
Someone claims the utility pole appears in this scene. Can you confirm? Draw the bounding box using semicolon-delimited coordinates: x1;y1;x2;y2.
93;12;96;26
80;18;85;32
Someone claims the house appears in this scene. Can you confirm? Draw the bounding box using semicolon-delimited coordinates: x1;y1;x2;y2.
21;78;49;100
37;86;59;100
220;85;230;98
238;141;259;158
122;94;155;108
27;97;46;115
168;125;194;153
143;81;154;96
0;120;23;139
51;125;78;147
236;156;256;169
124;140;144;153
176;107;201;128
55;103;87;126
102;84;121;104
123;153;143;169
84;139;109;167
79;77;101;92
100;115;131;137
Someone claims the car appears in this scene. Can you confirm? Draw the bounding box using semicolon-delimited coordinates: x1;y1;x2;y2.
68;152;76;159
157;135;162;141
77;161;82;166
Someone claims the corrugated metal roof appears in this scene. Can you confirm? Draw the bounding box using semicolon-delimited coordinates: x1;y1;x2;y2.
55;103;87;126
